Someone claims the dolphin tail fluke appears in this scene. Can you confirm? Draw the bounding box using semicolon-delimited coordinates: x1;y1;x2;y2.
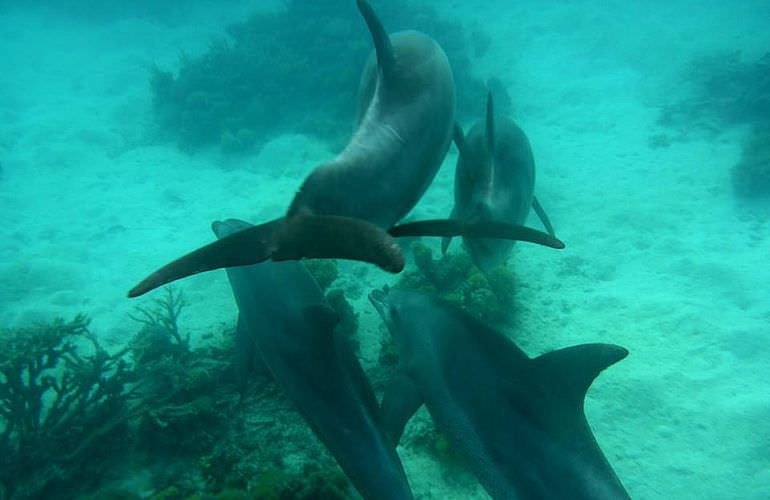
532;196;556;238
357;0;397;81
128;215;405;298
388;219;566;250
533;343;628;409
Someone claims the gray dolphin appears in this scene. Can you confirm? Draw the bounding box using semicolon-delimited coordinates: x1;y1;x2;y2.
128;1;563;298
369;288;630;500
214;219;414;500
443;92;556;271
286;0;454;228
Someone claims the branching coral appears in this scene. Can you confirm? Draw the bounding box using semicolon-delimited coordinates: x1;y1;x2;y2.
127;289;239;456
129;286;189;362
0;316;136;499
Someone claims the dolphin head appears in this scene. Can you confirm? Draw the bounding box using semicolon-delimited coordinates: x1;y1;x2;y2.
368;285;397;327
368;287;430;358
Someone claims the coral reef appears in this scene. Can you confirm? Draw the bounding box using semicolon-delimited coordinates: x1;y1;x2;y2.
247;463;350;500
129;286;190;363
0;285;371;499
658;51;770;134
150;0;487;153
0;316;136;499
732;125;770;199
128;288;238;456
395;241;517;325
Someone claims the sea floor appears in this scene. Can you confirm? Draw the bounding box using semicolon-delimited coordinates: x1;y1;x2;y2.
1;1;768;498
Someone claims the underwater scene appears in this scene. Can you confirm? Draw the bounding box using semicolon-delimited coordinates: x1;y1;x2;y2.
1;0;768;498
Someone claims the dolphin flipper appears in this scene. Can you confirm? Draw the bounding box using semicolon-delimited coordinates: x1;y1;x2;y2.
453;122;470;161
389;219;565;249
128;215;405;298
380;370;424;445
440;207;458;255
532;195;556;238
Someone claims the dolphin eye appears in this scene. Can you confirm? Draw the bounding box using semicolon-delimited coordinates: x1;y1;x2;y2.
389;305;399;318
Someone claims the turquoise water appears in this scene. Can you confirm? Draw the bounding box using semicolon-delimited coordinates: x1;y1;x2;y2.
1;1;768;498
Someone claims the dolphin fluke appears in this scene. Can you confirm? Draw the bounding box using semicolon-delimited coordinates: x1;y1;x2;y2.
128;215;404;298
388;218;566;249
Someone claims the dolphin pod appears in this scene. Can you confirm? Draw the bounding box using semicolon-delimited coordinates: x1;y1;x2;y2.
444;92;557;271
370;288;631;500
214;219;414;500
127;0;563;298
124;1;637;498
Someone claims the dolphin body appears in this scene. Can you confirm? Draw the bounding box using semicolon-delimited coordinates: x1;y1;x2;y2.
369;288;630;500
214;219;413;500
127;0;564;299
444;93;556;271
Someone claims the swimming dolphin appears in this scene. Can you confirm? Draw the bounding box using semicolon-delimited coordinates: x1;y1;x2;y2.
127;1;564;298
443;92;556;271
370;288;630;500
214;219;413;500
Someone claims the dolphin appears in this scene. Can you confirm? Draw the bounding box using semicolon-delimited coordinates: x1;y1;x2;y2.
443;92;557;271
215;219;413;500
369;288;630;500
128;0;564;298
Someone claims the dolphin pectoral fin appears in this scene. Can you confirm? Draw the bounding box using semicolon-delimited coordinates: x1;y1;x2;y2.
381;370;424;445
357;0;397;81
533;343;628;410
440;207;458;255
128;215;405;298
388;219;566;250
532;196;556;238
234;315;258;393
440;235;452;254
453;122;470;161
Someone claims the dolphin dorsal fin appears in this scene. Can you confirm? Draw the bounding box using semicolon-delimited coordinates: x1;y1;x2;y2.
485;91;495;158
533;343;628;408
357;0;397;82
